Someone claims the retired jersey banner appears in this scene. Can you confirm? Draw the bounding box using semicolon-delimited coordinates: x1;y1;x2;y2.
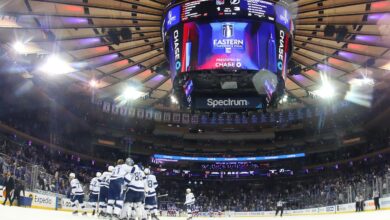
137;109;145;119
120;106;127;116
103;101;111;113
191;114;199;124
111;104;119;115
173;113;181;123
128;107;136;118
146;110;153;120
163;112;171;122
182;113;190;124
154;111;162;122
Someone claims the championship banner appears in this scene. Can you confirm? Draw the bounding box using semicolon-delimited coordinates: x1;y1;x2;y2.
241;114;248;124
172;113;181;123
137;109;145;119
191;114;199;124
306;108;313;118
182;113;190;124
226;114;233;124
200;114;208;124
128;107;136;118
111;104;119;115
154;111;162;122
218;114;225;124
234;114;241;124
145;109;154;120
119;106;128;116
261;112;267;123
163;112;171;122
102;101;111;113
251;114;258;124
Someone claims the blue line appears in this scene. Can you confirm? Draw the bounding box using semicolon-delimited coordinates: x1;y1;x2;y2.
153;153;305;162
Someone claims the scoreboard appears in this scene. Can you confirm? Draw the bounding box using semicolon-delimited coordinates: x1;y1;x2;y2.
162;0;293;78
162;0;294;110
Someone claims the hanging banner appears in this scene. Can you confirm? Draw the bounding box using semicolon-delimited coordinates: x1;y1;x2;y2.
128;107;136;118
191;114;199;124
173;113;181;123
154;111;162;122
137;109;145;119
112;104;119;115
182;113;190;124
163;112;171;122
120;106;128;116
103;101;111;113
146;110;154;120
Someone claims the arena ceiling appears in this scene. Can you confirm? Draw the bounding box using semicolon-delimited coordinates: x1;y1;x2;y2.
0;0;390;108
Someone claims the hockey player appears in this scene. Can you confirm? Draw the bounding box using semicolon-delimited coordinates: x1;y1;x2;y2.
107;159;133;219
144;168;159;220
122;163;146;220
69;173;87;215
89;172;101;216
184;188;195;220
98;166;114;217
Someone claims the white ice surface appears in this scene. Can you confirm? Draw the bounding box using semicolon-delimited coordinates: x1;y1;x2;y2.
1;205;390;220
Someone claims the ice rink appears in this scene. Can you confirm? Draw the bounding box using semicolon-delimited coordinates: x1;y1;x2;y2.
1;205;390;220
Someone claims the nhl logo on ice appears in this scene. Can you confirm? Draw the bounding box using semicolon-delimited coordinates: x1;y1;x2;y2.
223;23;234;38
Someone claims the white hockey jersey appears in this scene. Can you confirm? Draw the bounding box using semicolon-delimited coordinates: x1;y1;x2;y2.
70;179;84;196
124;165;146;192
98;171;111;188
185;193;195;205
110;164;132;180
89;177;100;194
145;174;158;197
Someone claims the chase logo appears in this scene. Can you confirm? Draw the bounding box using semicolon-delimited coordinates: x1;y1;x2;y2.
222;23;234;38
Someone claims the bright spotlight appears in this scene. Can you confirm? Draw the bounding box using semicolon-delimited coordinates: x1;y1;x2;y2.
89;79;98;88
312;74;335;99
38;55;75;75
12;41;27;54
122;87;144;101
170;95;178;104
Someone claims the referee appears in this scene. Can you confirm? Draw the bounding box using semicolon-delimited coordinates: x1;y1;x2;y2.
275;199;284;217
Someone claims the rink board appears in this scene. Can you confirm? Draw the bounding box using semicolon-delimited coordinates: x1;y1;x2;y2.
1;187;390;217
1;205;390;220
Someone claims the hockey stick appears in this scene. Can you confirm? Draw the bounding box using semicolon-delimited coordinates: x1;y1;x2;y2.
157;194;168;198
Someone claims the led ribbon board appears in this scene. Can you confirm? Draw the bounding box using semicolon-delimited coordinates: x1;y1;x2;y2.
154;153;305;162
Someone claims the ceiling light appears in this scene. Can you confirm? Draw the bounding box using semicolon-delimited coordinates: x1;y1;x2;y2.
89;79;98;88
312;74;335;99
38;55;75;75
121;87;144;101
12;41;28;54
170;95;178;104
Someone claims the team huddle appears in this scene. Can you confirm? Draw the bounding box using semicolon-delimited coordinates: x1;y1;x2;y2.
68;158;159;220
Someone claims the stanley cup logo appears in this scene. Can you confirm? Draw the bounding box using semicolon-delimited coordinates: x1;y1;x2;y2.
222;23;234;38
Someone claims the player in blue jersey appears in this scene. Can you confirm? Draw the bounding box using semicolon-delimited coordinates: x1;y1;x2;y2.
144;168;159;220
107;158;133;219
69;173;87;216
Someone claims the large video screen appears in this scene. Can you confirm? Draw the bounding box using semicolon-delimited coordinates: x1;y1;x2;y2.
163;0;293;79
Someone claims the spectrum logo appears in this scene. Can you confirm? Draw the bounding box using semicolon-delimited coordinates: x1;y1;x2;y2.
207;98;249;108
